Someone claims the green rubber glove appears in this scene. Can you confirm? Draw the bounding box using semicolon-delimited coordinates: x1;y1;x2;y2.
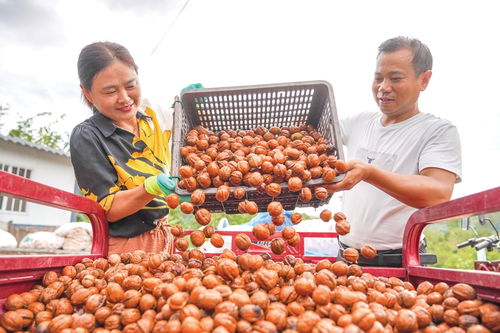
144;174;190;202
180;83;204;94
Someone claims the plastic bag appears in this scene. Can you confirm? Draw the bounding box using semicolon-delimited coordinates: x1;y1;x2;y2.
19;232;64;250
0;230;17;248
62;227;92;251
54;222;92;238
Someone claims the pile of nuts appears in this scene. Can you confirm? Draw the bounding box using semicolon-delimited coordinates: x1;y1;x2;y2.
1;250;498;333
177;124;346;193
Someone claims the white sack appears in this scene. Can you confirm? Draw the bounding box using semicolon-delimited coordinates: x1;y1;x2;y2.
0;230;17;248
19;232;64;250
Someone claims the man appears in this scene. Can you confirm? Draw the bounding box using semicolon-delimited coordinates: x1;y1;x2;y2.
324;36;462;266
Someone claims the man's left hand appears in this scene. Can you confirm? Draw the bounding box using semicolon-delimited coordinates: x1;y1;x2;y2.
321;159;372;193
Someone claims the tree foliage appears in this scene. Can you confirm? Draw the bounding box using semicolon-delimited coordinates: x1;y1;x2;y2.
7;111;69;151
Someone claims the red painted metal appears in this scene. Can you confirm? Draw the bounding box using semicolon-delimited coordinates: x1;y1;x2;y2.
1;170;499;315
0;171;108;255
474;260;500;272
402;186;500;302
0;171;108;311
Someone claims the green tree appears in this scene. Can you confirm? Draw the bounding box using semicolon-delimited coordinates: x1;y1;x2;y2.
7;111;69;151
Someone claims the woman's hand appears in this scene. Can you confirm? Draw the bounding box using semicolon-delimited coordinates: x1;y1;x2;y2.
144;173;177;196
144;173;190;201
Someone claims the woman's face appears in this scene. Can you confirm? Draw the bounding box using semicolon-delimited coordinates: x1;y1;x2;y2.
82;60;141;126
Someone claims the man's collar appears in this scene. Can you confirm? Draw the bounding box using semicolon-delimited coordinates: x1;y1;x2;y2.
90;110;151;138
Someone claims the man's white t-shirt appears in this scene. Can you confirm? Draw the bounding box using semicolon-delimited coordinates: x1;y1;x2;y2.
339;112;462;250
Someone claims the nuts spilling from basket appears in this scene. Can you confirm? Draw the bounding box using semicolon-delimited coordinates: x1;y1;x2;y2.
165;124;354;254
1;250;498;332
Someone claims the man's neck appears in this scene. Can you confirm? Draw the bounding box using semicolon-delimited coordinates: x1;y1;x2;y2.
381;108;420;126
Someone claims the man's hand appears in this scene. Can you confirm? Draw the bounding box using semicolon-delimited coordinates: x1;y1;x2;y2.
322;159;372;193
321;159;456;208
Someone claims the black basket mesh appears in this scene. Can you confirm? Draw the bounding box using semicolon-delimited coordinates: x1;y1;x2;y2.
172;81;344;214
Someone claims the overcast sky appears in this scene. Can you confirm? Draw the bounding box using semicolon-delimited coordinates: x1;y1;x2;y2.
0;0;499;210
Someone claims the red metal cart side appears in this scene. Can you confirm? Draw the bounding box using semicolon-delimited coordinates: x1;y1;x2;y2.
0;171;108;309
402;186;500;303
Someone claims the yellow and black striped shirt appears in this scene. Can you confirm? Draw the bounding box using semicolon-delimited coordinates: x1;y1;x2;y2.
70;106;172;237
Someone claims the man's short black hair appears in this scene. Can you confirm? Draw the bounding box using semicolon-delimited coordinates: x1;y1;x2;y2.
378;36;433;76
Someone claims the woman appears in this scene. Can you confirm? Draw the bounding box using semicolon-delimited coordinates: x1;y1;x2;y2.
71;41;176;255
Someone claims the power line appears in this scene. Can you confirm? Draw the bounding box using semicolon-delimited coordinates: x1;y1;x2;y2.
150;0;191;56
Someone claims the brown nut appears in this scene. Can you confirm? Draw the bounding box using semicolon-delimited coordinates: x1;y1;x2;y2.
299;187;313;202
174;238;189;252
267;201;283;217
210;233;225;248
180;201;195;214
270;238;286;255
290;213;302;225
287;233;301;247
253;224;270;241
239;304;264;323
198;289;223;311
288;177;303;192
190;230;206;247
333;212;346;222
314;187;328;200
343;248;359;263
166;193;180;209
394;309;418;333
335;220;351;236
5;294;25;311
265;183;282;197
0;310;24;331
272;214;285;226
194;208;211;226
319;209;332;222
233;187;246;199
452;283;477;301
235;233;252;251
360;244;377;259
296;311;321;333
216;185;231;202
190;189;206;206
281;226;296;240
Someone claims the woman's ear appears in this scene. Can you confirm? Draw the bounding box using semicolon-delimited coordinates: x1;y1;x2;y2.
80;84;94;105
419;70;432;91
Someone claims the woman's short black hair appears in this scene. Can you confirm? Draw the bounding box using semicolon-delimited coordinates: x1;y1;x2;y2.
77;41;138;108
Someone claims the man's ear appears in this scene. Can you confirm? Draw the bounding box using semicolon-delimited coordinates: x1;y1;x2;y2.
80;84;94;105
419;70;432;91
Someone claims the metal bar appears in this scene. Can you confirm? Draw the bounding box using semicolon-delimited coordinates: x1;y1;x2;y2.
0;171;109;256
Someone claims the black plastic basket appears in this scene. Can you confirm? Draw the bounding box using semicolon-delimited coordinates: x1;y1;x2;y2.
172;80;344;214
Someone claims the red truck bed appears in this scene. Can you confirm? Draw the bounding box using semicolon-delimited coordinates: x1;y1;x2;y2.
0;170;499;315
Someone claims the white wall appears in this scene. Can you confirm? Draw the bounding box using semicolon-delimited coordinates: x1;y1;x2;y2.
0;141;75;226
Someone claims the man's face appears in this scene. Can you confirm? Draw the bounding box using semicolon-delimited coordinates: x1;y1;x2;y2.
372;48;431;122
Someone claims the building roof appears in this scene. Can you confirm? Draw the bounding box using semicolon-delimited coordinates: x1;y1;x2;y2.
0;133;70;157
